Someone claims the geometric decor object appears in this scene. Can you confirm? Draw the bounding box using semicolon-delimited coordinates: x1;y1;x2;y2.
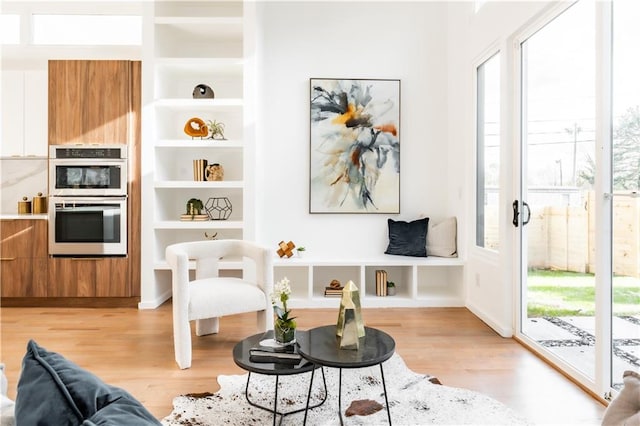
276;241;296;258
336;280;365;345
205;197;232;220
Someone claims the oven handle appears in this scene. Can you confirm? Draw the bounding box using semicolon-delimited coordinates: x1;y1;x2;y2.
49;195;128;202
70;258;106;261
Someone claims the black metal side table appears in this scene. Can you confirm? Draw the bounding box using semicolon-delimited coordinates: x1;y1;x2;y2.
232;330;327;426
296;325;396;425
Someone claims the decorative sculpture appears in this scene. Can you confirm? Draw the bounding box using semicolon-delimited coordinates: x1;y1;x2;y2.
184;117;208;139
205;163;224;181
336;280;365;350
192;84;215;99
205;197;232;220
277;241;296;258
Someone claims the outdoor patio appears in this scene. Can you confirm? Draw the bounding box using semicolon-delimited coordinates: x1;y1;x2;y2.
525;315;640;388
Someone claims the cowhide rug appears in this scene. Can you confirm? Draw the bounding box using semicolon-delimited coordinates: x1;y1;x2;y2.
161;353;530;425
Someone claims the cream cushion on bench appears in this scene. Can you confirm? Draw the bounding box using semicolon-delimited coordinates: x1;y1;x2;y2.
427;217;457;258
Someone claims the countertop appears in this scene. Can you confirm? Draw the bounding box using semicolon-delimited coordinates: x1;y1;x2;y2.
0;214;48;220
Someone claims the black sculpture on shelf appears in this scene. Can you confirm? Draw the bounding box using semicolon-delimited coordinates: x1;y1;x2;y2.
205;197;232;220
192;84;215;99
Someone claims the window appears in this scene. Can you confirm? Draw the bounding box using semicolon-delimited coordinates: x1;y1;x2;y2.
32;14;141;45
476;52;501;250
1;14;20;44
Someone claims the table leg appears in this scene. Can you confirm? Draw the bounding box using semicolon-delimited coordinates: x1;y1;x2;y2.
273;375;279;426
380;363;392;425
245;368;328;426
338;368;343;426
302;366;328;425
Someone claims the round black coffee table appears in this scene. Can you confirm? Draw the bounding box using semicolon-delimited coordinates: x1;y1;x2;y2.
232;330;327;426
296;325;396;425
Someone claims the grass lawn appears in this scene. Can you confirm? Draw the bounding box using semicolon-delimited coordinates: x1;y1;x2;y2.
527;269;640;317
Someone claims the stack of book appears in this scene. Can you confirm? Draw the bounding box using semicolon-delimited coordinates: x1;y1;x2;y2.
324;285;344;297
249;345;302;365
376;270;388;296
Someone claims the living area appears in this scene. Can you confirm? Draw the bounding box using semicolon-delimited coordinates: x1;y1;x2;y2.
1;1;638;425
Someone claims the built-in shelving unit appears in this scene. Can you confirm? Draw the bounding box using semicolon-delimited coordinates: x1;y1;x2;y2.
273;255;465;309
141;1;249;308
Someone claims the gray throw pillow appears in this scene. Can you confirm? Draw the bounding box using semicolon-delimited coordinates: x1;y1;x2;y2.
15;340;160;426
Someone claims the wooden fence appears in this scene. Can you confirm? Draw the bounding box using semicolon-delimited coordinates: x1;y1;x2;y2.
485;191;639;278
530;191;639;277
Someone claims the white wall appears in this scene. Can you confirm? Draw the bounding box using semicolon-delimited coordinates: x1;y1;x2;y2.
254;1;453;257
446;1;556;335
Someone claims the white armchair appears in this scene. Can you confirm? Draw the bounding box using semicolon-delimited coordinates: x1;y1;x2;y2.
165;239;274;369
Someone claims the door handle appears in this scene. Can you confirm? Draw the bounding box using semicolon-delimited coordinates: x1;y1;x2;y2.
522;201;531;226
512;200;532;227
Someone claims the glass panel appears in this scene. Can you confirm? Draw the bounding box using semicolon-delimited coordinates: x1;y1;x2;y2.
0;14;20;44
611;0;640;390
32;14;141;45
476;52;500;250
520;1;597;379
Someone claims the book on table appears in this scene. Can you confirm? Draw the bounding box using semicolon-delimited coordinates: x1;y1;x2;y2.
249;349;302;364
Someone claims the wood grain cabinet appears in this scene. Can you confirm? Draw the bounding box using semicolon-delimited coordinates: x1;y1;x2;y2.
46;59;142;303
48;257;130;297
0;220;48;297
48;60;134;145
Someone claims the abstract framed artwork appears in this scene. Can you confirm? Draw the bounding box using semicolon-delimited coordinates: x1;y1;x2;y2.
309;78;401;214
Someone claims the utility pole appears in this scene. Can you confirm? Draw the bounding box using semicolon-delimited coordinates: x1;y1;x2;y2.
565;123;581;186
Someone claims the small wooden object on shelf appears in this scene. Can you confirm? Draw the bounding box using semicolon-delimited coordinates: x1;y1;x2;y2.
277;241;296;258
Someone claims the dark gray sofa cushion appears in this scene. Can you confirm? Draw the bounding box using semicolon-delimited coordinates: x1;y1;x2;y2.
15;339;160;426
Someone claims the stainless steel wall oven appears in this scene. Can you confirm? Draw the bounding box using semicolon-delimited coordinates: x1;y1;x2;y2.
49;145;127;196
49;145;128;256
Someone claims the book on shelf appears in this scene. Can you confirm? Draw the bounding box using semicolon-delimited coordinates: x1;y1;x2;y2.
376;270;387;296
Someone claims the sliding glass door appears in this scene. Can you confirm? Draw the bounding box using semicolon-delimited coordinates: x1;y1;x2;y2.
518;0;597;381
516;0;639;395
610;0;640;391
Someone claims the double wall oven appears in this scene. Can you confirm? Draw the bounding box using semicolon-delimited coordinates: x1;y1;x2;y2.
48;145;128;256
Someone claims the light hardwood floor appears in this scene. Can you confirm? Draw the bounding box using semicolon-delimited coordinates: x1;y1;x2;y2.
0;304;606;424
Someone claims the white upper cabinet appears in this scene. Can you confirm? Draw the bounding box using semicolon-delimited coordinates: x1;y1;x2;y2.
1;70;48;157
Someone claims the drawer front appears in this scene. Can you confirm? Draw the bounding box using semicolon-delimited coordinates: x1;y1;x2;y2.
1;220;47;258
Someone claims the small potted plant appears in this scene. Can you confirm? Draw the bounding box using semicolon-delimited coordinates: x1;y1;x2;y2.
271;277;297;345
296;246;306;258
186;198;204;215
206;119;226;140
386;280;396;296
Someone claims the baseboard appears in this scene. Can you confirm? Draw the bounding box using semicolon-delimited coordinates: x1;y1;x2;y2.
0;297;139;308
465;302;513;337
137;290;171;310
